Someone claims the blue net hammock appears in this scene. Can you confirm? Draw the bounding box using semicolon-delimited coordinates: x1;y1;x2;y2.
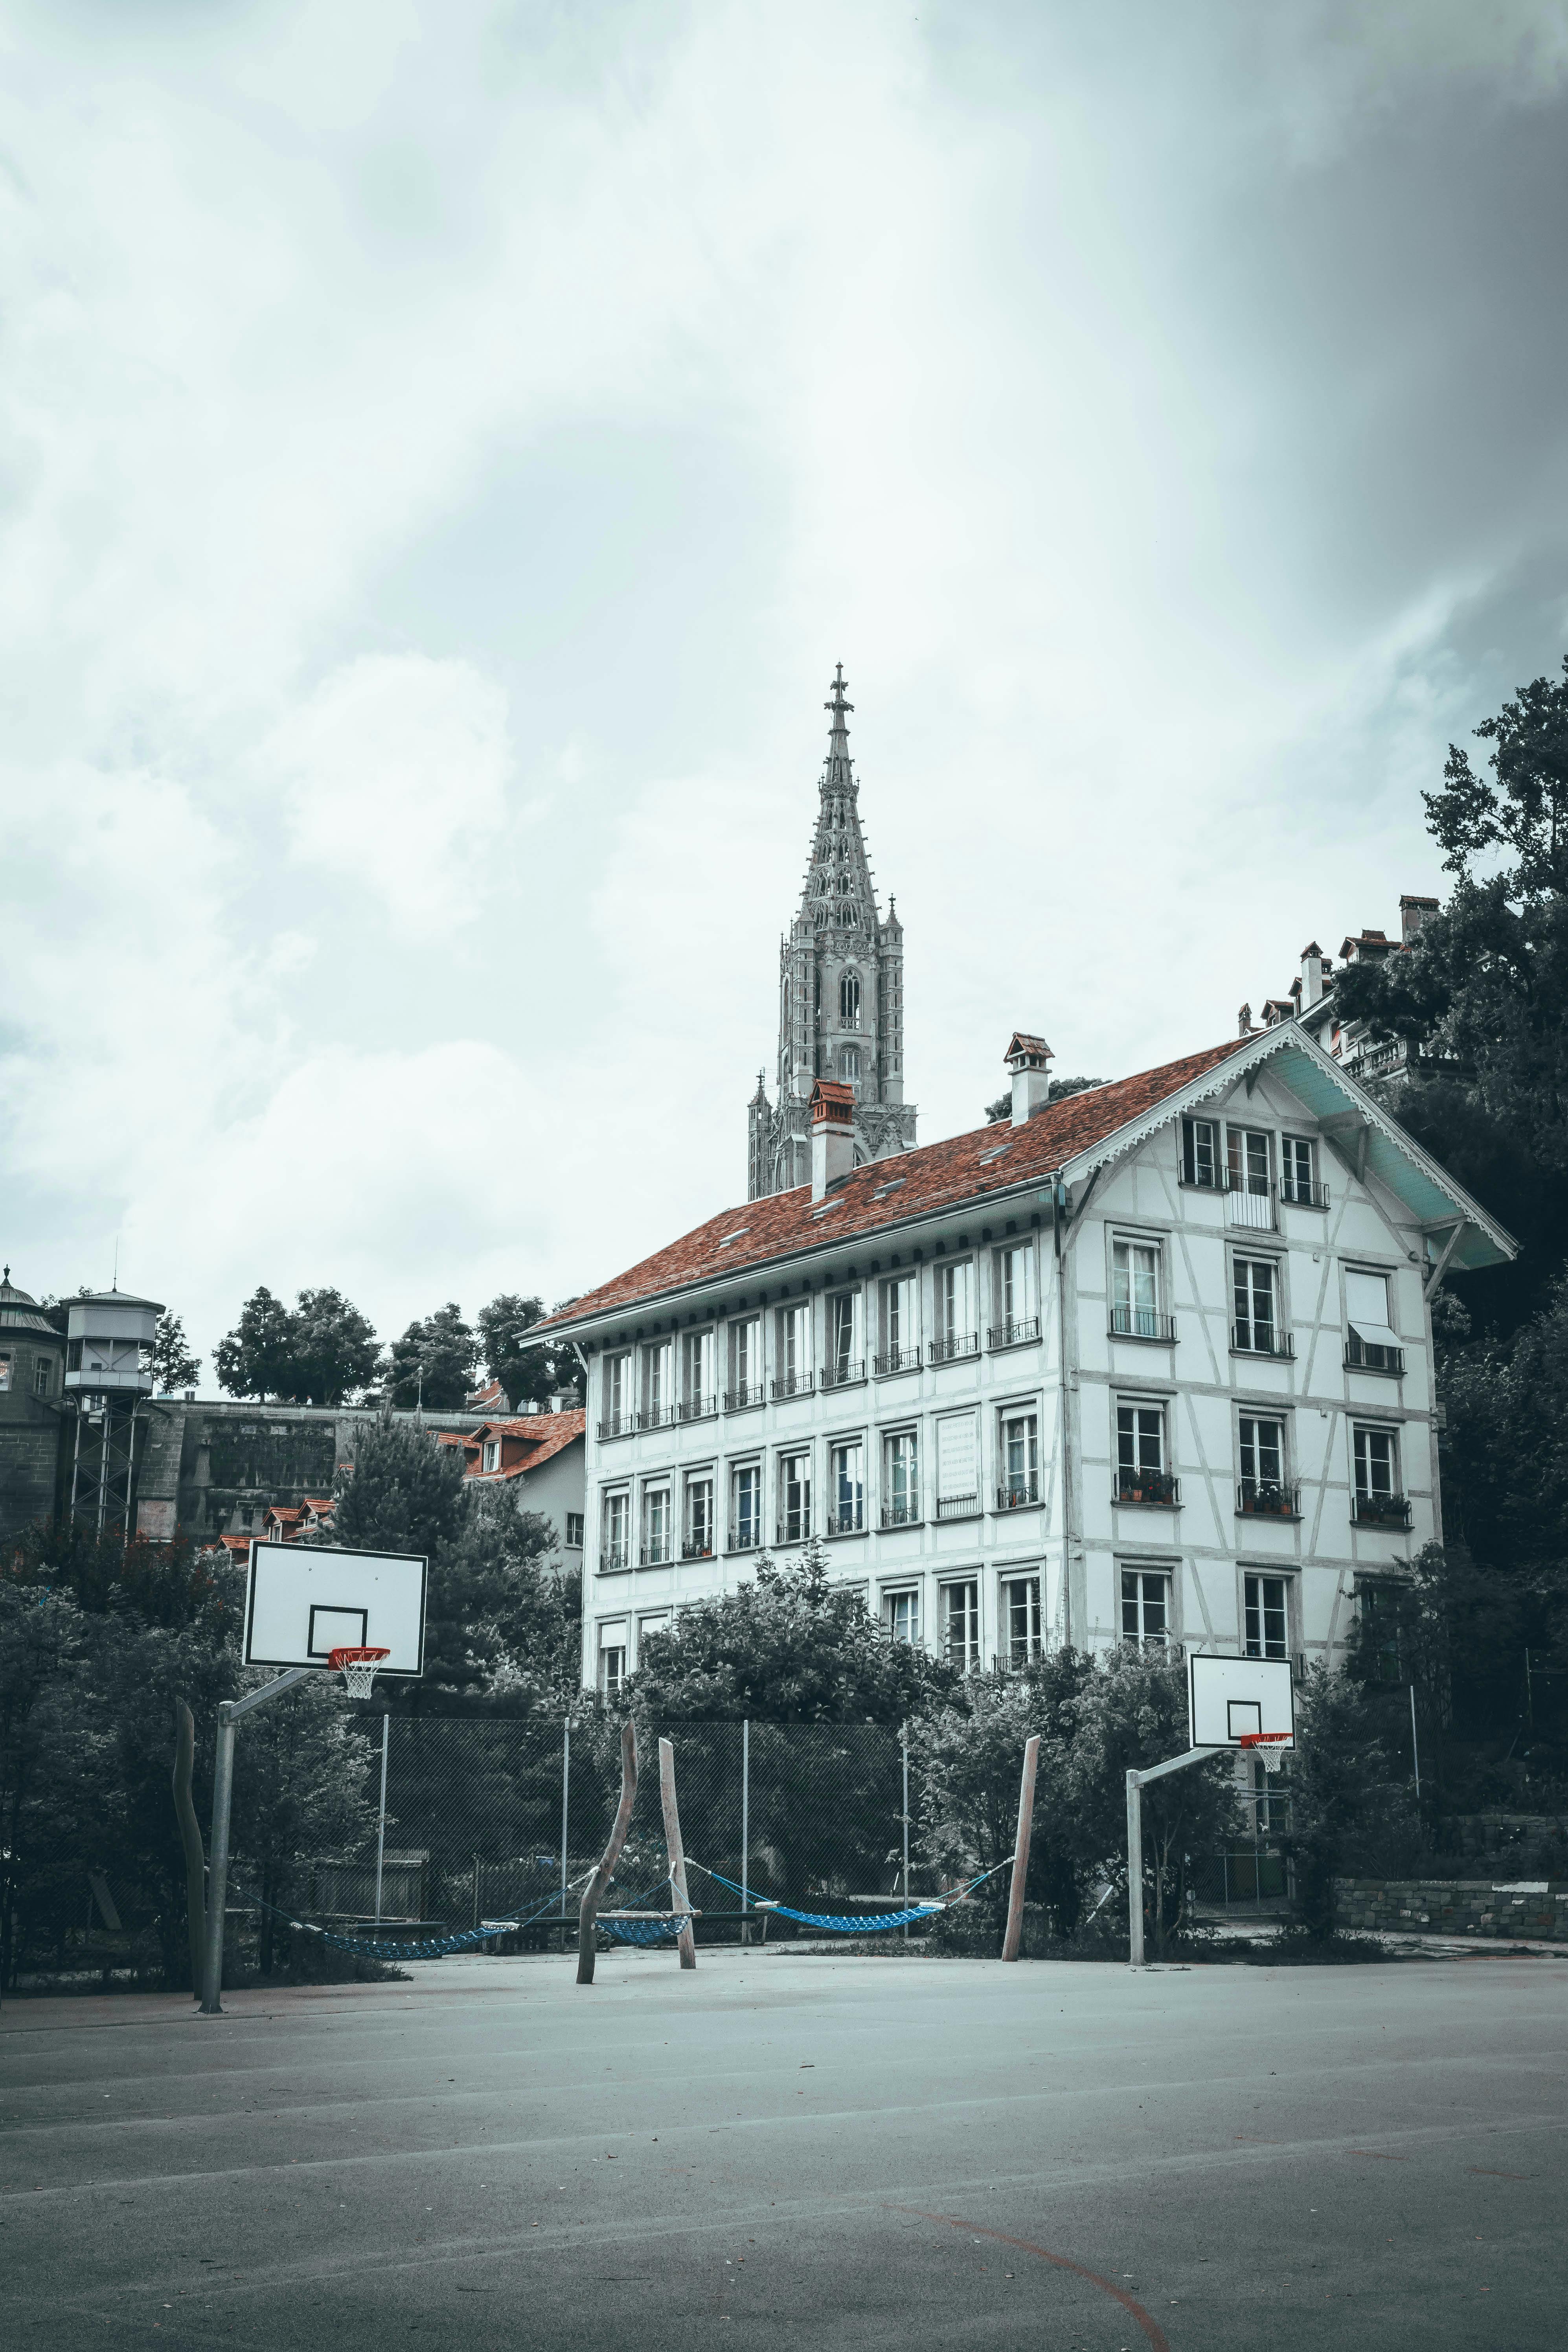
228;1873;590;1962
689;1861;1007;1934
599;1914;695;1945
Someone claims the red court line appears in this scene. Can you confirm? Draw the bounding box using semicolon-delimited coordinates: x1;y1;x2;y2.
887;2205;1171;2350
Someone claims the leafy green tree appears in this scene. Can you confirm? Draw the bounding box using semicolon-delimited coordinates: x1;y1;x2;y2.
1425;655;1568;895
1282;1665;1417;1940
476;1293;582;1411
628;1541;959;1725
332;1410;468;1561
289;1287;379;1404
385;1303;478;1410
151;1312;201;1394
214;1285;297;1401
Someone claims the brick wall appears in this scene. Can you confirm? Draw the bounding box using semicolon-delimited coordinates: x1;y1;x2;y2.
1336;1878;1568;1940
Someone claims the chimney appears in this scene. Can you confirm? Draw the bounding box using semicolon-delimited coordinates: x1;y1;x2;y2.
548;1390;572;1415
1300;942;1328;1007
1399;894;1438;947
809;1079;856;1201
1003;1032;1053;1127
1237;1003;1253;1037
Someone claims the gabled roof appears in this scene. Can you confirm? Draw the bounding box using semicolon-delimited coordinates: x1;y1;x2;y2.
539;1022;1517;1337
436;1410;585;1474
538;1039;1252;1331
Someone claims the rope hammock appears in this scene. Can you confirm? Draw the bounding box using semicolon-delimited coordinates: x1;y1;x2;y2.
686;1858;1011;1934
227;1870;594;1962
596;1872;695;1945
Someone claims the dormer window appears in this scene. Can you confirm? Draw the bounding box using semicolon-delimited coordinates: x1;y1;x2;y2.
482;1440;500;1473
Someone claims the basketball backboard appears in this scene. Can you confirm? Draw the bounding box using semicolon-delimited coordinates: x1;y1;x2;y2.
1188;1653;1294;1751
243;1542;427;1677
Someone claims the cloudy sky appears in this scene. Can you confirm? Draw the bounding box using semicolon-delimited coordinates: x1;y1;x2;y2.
4;0;1568;1380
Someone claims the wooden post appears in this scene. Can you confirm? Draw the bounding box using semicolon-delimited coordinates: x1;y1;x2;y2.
171;1701;206;1997
1127;1768;1145;1969
1000;1733;1039;1962
658;1736;697;1970
577;1719;638;1985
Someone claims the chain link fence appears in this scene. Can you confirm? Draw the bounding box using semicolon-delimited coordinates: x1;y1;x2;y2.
239;1716;933;1959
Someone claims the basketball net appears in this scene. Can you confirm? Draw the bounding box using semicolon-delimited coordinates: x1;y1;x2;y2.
1237;1730;1291;1775
328;1645;390;1699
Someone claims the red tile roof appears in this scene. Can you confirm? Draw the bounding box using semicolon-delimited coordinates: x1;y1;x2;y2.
542;1037;1252;1332
436;1410;586;1476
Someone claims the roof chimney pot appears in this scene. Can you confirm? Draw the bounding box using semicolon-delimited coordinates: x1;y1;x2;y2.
809;1080;856;1202
1003;1032;1054;1127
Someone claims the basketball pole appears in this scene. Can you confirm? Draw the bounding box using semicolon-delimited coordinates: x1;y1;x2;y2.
199;1669;312;2016
658;1738;697;1970
1124;1747;1214;1971
1000;1734;1040;1962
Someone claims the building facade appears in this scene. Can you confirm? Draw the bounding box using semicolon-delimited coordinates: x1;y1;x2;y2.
0;1269;68;1539
746;668;917;1198
542;1023;1513;1697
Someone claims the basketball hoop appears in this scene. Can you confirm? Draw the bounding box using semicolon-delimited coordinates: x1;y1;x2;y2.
1237;1730;1292;1775
328;1645;390;1698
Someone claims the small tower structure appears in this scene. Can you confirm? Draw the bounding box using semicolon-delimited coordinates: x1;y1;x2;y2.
746;666;917;1197
0;1267;69;1543
64;1288;161;1538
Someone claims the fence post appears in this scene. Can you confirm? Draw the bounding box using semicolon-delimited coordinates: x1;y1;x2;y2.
1126;1769;1145;1969
741;1718;750;1945
374;1710;390;1925
901;1728;911;1945
1001;1734;1039;1962
560;1718;571;1952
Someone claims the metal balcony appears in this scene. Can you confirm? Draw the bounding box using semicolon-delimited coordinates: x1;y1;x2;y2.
1280;1177;1330;1209
928;1332;980;1365
874;1344;920;1376
771;1370;814;1401
597;1412;634;1440
640;1542;671;1567
825;1502;865;1536
677;1395;717;1423
1114;1467;1180;1508
728;1526;761;1554
820;1359;866;1391
1352;1491;1412;1530
776;1511;812;1545
1236;1480;1301;1520
935;1493;981;1522
987;1314;1041;1349
1110;1307;1177;1343
723;1381;765;1412
1346;1334;1404;1376
995;1479;1040;1511
599;1547;630;1574
1231;1323;1296;1359
881;1499;922;1528
638;1402;676;1431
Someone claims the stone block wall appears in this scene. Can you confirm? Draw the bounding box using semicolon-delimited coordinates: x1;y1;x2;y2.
1336;1878;1568;1940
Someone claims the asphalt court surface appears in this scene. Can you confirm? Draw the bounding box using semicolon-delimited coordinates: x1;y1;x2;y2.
4;1947;1565;2350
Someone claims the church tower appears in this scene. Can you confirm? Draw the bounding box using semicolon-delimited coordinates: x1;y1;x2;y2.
746;667;917;1197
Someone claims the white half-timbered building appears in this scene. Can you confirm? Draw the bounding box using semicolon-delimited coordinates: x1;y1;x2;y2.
538;1024;1515;1697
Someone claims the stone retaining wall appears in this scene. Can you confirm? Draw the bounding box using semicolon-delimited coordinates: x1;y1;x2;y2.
1336;1878;1568;1940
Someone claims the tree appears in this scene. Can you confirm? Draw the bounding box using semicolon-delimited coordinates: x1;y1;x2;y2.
384;1304;478;1411
475;1293;582;1412
1425;655;1568;896
151;1312;201;1395
629;1541;960;1725
332;1411;469;1562
214;1286;299;1403
289;1287;379;1405
1282;1666;1417;1941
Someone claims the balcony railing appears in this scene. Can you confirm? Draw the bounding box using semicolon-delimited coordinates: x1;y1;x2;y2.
728;1525;761;1553
1114;1466;1180;1508
1280;1177;1330;1209
1225;1174;1278;1231
597;1412;635;1440
928;1332;980;1365
599;1543;630;1572
640;1541;671;1567
935;1492;981;1522
820;1358;866;1390
1110;1307;1177;1343
996;1479;1041;1511
987;1314;1041;1349
1232;1323;1296;1359
638;1402;676;1431
1352;1490;1412;1529
771;1370;814;1401
993;1646;1044;1673
678;1394;717;1422
881;1498;922;1528
825;1501;865;1536
681;1538;714;1560
875;1344;920;1376
777;1511;812;1544
724;1381;764;1412
1236;1480;1301;1519
1346;1334;1405;1376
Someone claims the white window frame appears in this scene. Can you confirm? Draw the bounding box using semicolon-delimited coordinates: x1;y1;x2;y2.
779;1448;812;1543
1002;1573;1042;1666
934;1410;980;1521
730;1461;763;1551
1280;1133;1318;1205
602;1488;631;1570
728;1316;761;1406
642;1483;671;1565
1180;1115;1219;1189
564;1510;585;1550
1232;1253;1281;1354
1353;1422;1401;1507
597;1622;628;1697
1243;1569;1292;1661
941;1578;980;1672
881;1272;919;1369
883;1429;920;1526
998;1408;1039;1509
643;1339;673;1425
684;1473;714;1558
826;1289;863;1384
776;1302;812;1396
1111;1234;1163;1339
1114;1398;1172;1503
481;1440;500;1473
1120;1565;1172;1648
882;1585;921;1644
829;1437;865;1535
682;1327;716;1416
602;1351;631;1432
992;1241;1038;1342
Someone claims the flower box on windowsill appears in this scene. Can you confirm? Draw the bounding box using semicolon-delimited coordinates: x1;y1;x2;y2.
1236;1482;1301;1520
994;1482;1041;1512
1352;1492;1412;1530
1114;1471;1180;1509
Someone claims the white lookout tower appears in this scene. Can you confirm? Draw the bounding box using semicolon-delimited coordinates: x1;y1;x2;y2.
64;1289;162;1538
